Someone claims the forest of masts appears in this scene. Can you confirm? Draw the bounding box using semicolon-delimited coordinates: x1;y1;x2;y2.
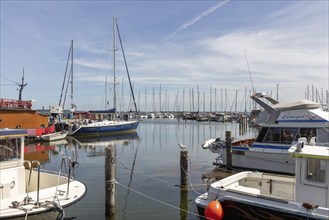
110;83;329;115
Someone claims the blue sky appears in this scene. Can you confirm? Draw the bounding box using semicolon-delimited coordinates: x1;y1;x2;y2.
1;0;328;112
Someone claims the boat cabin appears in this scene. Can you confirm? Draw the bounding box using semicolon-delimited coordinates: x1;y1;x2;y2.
0;129;87;219
289;138;329;207
0;129;27;168
251;95;329;147
0;129;28;200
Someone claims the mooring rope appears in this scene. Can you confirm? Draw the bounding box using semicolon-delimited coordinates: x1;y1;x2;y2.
116;160;179;186
115;181;202;219
179;162;203;195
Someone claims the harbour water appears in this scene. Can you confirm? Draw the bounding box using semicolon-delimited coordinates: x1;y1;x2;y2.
22;119;256;220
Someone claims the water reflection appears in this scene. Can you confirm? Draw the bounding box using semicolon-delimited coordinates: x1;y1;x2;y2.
66;132;140;158
21;120;255;220
24;139;70;164
67;132;139;145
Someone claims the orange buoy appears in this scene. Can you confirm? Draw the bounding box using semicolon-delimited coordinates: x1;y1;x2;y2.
205;199;224;220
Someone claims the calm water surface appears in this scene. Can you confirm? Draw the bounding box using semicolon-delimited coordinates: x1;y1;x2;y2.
23;119;255;220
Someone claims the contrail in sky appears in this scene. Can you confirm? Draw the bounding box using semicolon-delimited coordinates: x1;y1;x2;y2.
165;0;230;40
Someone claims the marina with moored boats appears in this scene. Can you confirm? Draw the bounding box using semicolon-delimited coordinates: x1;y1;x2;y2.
1;63;328;220
1;2;329;219
1;89;328;219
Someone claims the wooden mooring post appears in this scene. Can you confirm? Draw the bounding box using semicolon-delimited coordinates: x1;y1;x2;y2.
225;131;232;171
239;114;248;135
180;186;188;220
180;150;188;191
105;145;116;219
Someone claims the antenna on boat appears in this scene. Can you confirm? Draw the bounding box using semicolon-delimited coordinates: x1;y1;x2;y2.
0;69;27;101
244;50;255;94
18;68;27;101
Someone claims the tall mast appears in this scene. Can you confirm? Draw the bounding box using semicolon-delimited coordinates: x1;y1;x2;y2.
59;40;74;110
113;17;117;110
70;39;74;110
116;18;138;112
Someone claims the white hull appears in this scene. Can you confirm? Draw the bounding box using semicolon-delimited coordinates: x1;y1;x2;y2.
41;131;68;141
0;129;86;219
195;171;329;219
195;141;329;220
0;168;86;219
217;148;295;174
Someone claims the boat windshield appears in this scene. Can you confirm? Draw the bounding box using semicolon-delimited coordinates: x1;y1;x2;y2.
296;128;317;143
0;138;21;162
256;127;323;145
257;127;298;144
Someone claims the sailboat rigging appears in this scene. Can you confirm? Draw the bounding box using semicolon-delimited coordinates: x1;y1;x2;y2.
115;19;138;112
67;17;139;136
59;40;74;111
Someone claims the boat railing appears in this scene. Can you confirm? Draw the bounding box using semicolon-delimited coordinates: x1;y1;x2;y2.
29;165;77;181
24;157;78;205
23;160;41;207
23;160;32;205
31;160;41;207
56;155;79;199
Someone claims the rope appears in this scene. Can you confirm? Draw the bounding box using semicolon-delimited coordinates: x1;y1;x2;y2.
117;161;177;186
179;162;203;196
14;199;66;220
115;181;202;219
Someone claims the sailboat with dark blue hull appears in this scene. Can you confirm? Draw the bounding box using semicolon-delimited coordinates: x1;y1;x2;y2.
68;17;139;136
68;120;139;136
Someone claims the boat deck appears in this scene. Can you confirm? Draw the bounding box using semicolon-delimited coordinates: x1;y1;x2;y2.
213;171;295;202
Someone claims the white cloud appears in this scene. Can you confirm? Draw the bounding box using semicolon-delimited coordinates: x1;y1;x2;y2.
1;1;328;110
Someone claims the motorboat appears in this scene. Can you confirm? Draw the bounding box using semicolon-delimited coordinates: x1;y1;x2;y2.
41;130;68;141
195;137;329;219
0;128;86;219
202;92;329;174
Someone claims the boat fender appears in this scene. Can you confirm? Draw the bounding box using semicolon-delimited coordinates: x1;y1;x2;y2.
205;199;224;220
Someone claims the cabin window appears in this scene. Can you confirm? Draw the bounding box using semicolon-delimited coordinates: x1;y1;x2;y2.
0;138;21;162
317;128;329;143
262;127;297;144
280;128;298;144
263;128;281;143
297;128;317;143
255;127;268;142
306;158;326;183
